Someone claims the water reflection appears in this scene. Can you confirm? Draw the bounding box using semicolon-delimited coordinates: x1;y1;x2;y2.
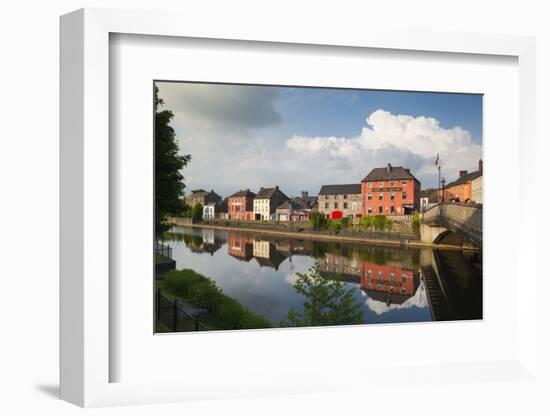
163;226;482;326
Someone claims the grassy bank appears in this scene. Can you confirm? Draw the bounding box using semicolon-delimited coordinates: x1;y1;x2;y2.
159;269;272;331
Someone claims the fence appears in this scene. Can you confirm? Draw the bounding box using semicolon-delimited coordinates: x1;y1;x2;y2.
155;289;210;332
154;241;172;259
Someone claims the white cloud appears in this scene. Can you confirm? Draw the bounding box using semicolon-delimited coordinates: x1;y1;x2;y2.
285;109;482;190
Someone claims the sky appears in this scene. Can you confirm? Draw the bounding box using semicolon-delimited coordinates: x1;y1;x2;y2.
156;81;482;198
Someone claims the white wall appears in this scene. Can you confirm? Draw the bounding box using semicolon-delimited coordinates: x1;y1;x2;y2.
0;1;548;415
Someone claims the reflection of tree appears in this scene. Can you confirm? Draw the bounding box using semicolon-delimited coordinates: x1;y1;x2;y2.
281;264;364;327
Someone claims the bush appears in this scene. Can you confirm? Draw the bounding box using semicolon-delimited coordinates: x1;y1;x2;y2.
411;212;421;234
161;269;271;330
191;202;203;221
310;212;328;229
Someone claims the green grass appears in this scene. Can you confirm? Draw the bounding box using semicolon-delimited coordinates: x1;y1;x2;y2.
160;269;272;331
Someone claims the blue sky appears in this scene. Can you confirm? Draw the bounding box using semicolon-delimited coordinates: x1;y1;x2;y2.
157;82;483;197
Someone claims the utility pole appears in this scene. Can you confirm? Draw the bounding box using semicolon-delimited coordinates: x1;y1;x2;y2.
435;154;441;204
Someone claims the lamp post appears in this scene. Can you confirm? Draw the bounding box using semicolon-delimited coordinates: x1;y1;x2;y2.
441;177;446;204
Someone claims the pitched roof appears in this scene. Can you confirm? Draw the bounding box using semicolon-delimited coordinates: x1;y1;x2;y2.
277;200;305;210
228;189;256;198
362;164;419;183
445;170;482;188
255;186;288;200
318;184;361;196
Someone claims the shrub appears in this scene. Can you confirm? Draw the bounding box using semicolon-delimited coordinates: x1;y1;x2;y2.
411;212;421;234
310;212;328;229
191;202;203;221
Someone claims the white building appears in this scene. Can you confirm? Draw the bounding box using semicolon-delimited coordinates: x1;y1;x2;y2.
203;204;215;220
253;186;289;221
471;175;483;204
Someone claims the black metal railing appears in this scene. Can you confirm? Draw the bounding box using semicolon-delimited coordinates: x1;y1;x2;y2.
154;241;172;259
155;289;210;332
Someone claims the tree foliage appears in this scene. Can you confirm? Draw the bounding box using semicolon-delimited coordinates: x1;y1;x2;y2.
155;86;191;236
191;202;203;222
281;264;364;327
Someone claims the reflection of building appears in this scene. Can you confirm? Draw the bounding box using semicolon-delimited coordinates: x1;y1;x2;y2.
186;189;222;208
360;260;419;306
253;239;288;270
317;184;362;220
361;163;421;216
227;233;254;261
442;160;483;203
318;252;361;284
253;186;290;221
228;189;256;221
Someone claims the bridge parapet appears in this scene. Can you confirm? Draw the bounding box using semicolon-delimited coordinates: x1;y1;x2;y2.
422;203;482;247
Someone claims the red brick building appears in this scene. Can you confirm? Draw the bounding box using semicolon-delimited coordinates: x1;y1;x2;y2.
361;163;421;216
227;189;256;220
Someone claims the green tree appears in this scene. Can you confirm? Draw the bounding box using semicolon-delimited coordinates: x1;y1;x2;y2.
191;202;203;222
155;86;191;236
280;264;364;327
310;212;328;229
372;215;387;231
411;212;421;234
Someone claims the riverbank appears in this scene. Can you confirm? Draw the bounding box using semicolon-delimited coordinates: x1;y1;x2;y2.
173;222;478;251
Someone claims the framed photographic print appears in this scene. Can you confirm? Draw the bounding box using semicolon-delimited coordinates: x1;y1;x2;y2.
60;7;539;409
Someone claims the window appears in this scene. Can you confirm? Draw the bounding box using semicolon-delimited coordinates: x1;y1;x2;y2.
368;206;372;214
368;193;372;200
378;193;383;201
378;206;383;214
389;272;395;281
390;181;394;186
402;181;407;186
390;192;395;200
343;194;348;199
367;182;373;188
390;206;395;213
402;192;407;199
334;202;338;209
401;274;408;283
378;271;383;278
379;181;384;187
325;202;328;209
343;202;348;209
351;202;356;210
367;269;372;277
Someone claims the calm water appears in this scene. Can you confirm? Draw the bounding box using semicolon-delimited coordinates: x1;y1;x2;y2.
162;226;482;326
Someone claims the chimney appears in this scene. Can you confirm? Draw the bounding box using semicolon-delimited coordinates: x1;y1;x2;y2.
478;159;483;173
301;191;308;200
459;170;467;178
275;185;279;190
386;163;392;173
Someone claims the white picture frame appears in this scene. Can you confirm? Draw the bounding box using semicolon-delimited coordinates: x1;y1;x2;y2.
60;8;538;408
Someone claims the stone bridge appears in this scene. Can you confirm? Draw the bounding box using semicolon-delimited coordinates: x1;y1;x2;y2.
420;203;482;248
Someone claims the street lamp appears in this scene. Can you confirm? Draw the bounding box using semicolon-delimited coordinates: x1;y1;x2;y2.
441;177;446;204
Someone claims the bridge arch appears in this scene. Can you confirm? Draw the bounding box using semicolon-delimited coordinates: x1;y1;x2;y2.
432;229;464;246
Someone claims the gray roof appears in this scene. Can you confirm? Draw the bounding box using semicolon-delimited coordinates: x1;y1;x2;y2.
255;186;288;200
362;165;419;183
277;200;305;210
421;188;436;198
228;189;256;198
318;184;361;196
445;170;482;188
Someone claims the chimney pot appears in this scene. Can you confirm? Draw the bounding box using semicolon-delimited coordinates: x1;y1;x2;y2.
478;159;483;173
459;170;467;178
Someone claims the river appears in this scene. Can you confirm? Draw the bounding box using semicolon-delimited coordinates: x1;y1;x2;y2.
162;226;482;326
